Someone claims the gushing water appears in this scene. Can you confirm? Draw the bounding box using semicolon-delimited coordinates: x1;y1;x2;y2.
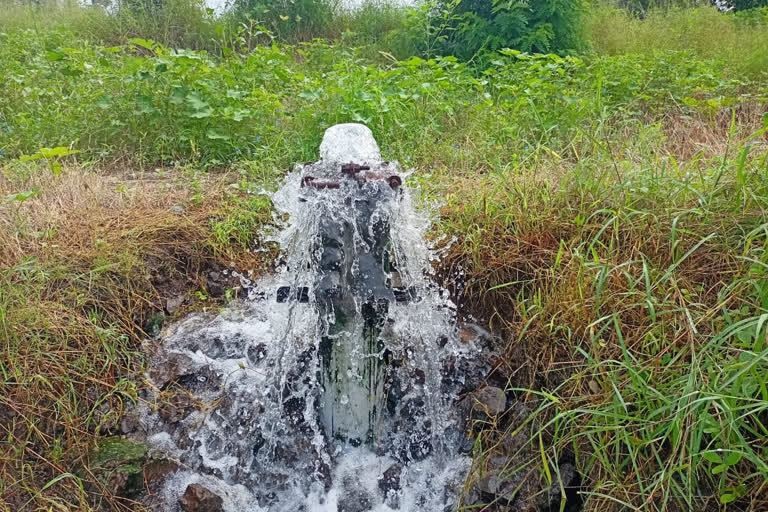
135;124;489;511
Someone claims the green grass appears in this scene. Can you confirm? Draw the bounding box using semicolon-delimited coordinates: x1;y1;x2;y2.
442;117;768;510
1;2;768;511
588;5;768;78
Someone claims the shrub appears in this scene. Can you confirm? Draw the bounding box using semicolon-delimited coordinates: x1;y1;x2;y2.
230;0;338;41
430;0;588;60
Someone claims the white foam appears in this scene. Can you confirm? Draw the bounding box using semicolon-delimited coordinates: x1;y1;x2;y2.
139;124;480;511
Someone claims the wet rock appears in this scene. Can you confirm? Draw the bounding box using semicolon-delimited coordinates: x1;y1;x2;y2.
459;434;476;454
463;454;536;511
458;323;493;346
205;270;236;299
178;483;224;512
159;394;196;423
149;352;197;389
205;333;247;359
145;312;165;337
500;401;534;456
472;386;507;416
478;467;524;502
143;459;180;493
378;463;402;508
176;364;221;393
460;487;486;510
440;325;495;395
166;294;186;313
119;409;142;435
459;328;475;344
206;278;225;298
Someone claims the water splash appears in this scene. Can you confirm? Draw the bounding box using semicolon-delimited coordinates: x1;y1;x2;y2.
134;124;490;511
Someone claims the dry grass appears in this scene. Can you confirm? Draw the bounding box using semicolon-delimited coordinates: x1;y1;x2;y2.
0;164;272;511
437;112;768;511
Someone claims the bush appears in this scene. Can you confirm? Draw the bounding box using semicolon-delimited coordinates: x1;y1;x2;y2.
230;0;338;41
429;0;588;60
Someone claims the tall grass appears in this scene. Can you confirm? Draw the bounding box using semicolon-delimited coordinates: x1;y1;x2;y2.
588;5;768;77
443;116;768;510
0;0;222;49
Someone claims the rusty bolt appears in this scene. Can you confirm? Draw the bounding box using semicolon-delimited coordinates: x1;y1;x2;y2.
341;163;370;175
302;175;340;189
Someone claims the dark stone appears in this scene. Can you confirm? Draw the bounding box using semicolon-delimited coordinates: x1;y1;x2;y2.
276;286;291;303
206;276;225;298
143;459;180;494
459;434;476;454
537;459;583;512
166;294;186;313
119;410;141;435
378;463;402;496
175;365;221;394
149;352;197;389
178;483;224;512
158;394;196;424
472;386;507;416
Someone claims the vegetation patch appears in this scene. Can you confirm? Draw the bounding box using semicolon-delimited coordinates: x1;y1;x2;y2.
1;1;767;511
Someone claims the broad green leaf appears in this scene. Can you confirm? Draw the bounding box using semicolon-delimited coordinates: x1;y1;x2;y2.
206;129;230;140
6;189;41;202
39;147;79;158
231;109;251;122
185;92;209;111
169;87;187;105
45;51;65;61
188;106;214;119
96;95;113;110
299;90;321;101
129;38;156;51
